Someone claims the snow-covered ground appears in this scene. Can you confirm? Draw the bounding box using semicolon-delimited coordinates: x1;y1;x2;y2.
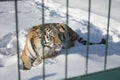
0;0;120;80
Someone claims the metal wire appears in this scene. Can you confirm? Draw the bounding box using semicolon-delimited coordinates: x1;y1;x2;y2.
85;0;91;75
104;0;111;70
14;0;21;80
41;0;45;80
65;0;69;79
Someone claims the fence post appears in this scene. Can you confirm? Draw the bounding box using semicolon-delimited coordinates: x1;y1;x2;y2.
86;0;92;75
104;0;111;70
14;0;21;80
65;0;69;79
41;0;45;80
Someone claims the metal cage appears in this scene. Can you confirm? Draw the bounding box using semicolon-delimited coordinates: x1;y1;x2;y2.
14;0;120;80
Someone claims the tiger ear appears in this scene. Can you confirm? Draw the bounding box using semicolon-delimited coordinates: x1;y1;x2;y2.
36;29;42;37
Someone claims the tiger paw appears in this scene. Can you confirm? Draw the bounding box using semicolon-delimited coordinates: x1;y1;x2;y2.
32;57;42;66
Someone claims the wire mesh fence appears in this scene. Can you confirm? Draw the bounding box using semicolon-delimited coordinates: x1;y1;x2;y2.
13;0;120;80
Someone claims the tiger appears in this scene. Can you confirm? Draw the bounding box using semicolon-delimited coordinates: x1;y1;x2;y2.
21;23;106;70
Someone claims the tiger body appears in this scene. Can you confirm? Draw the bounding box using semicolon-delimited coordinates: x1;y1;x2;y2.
21;23;88;70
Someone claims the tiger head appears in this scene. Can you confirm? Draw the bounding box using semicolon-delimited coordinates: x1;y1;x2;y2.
43;26;62;51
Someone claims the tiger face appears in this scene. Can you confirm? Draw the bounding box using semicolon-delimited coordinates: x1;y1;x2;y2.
44;25;62;51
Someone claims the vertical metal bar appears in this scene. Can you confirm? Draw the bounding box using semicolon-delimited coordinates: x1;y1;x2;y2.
65;0;69;79
104;0;111;70
85;0;91;75
41;0;45;80
14;0;21;80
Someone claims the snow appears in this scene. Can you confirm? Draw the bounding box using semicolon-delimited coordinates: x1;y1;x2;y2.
0;0;120;80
